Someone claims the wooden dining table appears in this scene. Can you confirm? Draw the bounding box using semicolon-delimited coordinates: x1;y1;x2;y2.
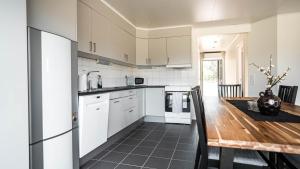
204;96;300;169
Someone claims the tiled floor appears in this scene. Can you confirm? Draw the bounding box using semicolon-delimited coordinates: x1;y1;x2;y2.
81;122;198;169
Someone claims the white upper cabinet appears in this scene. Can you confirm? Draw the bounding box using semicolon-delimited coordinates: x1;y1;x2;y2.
27;0;77;41
167;36;192;67
148;38;168;65
91;10;110;57
77;0;136;64
78;1;92;53
136;38;149;65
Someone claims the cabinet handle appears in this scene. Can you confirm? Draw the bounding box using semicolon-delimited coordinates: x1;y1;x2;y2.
149;58;151;64
129;97;133;100
129;110;133;112
96;96;101;99
72;112;78;122
113;100;120;103
89;41;92;52
96;108;100;110
167;57;170;64
93;43;96;52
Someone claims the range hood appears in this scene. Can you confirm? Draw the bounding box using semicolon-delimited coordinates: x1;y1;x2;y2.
166;64;192;68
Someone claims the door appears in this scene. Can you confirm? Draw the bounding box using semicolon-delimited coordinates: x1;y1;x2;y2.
108;98;124;137
145;88;165;116
41;31;72;139
78;1;92;53
148;38;167;65
43;131;73;169
79;101;109;157
167;36;191;65
136;38;149;65
91;10;109;57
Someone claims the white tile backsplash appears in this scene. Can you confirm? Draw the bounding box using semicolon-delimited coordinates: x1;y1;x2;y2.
78;57;197;87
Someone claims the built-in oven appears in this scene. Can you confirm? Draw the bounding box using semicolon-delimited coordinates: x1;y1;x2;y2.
165;91;190;113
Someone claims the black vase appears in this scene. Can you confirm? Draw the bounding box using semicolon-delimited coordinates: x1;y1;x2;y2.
257;89;281;116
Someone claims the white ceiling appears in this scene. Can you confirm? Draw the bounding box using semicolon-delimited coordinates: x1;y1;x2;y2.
199;34;237;52
103;0;300;28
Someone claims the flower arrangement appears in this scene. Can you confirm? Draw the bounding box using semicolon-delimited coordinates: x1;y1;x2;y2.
250;56;290;90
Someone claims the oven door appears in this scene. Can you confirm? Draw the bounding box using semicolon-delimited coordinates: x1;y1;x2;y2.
165;92;173;112
182;92;190;112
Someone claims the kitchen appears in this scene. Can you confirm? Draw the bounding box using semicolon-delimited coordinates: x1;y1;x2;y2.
1;0;300;169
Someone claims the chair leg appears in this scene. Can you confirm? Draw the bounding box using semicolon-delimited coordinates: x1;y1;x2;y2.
194;140;201;169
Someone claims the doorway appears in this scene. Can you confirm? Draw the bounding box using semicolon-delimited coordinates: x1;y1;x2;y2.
202;59;223;96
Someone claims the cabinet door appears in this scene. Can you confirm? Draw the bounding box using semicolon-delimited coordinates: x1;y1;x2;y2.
108;98;124;137
145;88;165;116
27;0;77;41
127;34;136;64
91;10;109;57
167;36;191;65
137;89;145;118
107;23;124;61
78;1;92;53
148;38;167;65
136;38;149;65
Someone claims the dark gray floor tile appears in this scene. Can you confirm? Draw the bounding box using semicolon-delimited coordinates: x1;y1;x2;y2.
80;160;97;169
114;145;136;153
168;159;194;169
105;143;119;151
173;150;195;161
90;161;117;169
151;148;173;159
144;157;170;169
179;137;196;145
161;136;178;143
122;138;142;146
122;154;148;166
157;141;176;150
92;151;109;160
102;151;128;163
139;140;158;148
115;164;141;169
176;143;196;152
130;133;148;139
131;146;154;156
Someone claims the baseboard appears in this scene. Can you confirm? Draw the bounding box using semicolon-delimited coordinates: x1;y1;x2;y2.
79;118;144;166
144;115;165;123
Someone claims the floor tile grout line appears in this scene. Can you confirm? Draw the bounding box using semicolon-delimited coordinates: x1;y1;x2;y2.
113;124;160;169
166;126;184;169
140;126;173;168
87;123;147;169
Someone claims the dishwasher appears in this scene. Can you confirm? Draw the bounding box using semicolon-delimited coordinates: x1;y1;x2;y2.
78;93;110;158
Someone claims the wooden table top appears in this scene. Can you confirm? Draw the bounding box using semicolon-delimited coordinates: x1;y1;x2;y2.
205;97;300;154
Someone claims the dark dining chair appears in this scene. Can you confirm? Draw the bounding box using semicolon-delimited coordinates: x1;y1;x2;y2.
278;85;298;104
218;84;243;97
192;88;268;169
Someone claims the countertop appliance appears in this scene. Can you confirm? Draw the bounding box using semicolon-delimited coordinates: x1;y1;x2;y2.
165;86;192;124
135;77;144;85
28;27;79;169
78;93;109;158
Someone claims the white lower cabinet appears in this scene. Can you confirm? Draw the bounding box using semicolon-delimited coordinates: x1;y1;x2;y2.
145;88;165;117
78;93;110;158
137;89;145;118
108;89;144;138
108;97;125;137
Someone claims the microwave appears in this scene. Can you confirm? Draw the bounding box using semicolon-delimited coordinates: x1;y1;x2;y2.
135;77;144;85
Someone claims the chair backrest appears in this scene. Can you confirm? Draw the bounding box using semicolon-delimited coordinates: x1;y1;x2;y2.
192;86;207;141
191;89;208;169
278;85;298;104
218;84;243;97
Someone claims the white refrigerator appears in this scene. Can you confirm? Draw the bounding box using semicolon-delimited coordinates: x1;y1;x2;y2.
28;27;79;169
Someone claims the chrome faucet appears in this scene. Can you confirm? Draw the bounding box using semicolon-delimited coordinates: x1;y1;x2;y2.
87;71;99;91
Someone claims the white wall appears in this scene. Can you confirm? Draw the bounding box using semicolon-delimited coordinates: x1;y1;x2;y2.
277;12;300;105
0;0;29;168
248;16;277;97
